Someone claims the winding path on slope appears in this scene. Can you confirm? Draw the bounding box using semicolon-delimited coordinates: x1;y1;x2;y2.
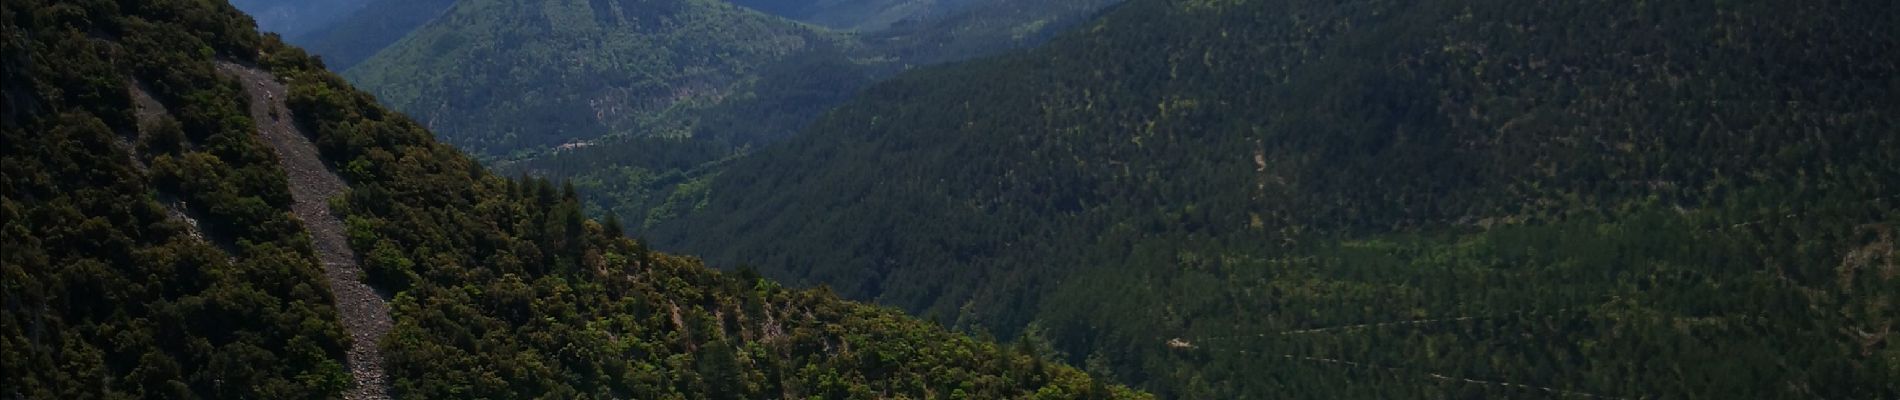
219;62;394;400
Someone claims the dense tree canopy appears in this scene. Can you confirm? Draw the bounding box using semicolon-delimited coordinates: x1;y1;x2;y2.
4;0;351;396
652;0;1900;397
4;0;1145;398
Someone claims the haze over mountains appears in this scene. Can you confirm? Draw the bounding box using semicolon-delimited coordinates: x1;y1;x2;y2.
230;0;373;38
293;0;460;72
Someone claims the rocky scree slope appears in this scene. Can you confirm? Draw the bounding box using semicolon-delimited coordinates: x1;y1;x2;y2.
220;61;394;400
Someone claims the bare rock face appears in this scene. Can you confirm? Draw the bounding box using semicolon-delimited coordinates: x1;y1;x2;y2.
219;62;394;400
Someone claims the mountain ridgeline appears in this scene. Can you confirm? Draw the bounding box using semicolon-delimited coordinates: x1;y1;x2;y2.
343;0;1124;162
1;0;1144;398
650;0;1900;398
229;0;372;37
480;0;1123;234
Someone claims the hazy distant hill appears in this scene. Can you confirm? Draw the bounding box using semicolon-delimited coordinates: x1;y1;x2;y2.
346;0;842;157
230;0;372;37
292;0;458;71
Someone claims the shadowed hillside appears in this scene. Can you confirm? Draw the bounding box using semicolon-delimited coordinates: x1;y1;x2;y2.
652;0;1899;397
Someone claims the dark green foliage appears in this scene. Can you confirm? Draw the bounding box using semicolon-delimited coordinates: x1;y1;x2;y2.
3;0;350;397
654;0;1900;397
259;6;1147;398
275;61;1146;397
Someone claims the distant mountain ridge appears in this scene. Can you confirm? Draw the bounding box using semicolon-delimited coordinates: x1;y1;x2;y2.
231;0;373;37
491;0;1123;235
311;0;1122;245
345;0;841;157
291;0;458;71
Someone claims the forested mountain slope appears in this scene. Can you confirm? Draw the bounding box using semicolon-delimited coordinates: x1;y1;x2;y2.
291;0;458;72
653;0;1900;397
852;0;1119;67
498;0;1123;232
727;0;967;31
5;1;353;396
2;0;1143;398
346;0;842;157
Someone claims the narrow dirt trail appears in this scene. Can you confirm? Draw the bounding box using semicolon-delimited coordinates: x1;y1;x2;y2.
218;62;394;400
